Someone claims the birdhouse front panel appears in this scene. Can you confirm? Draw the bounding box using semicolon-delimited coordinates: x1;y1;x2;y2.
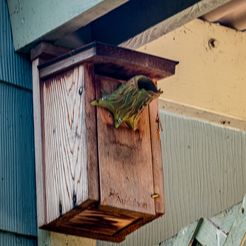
34;42;178;242
95;76;156;215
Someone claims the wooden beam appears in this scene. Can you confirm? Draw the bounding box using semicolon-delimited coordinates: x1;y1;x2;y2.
32;58;46;226
121;0;232;49
7;0;128;51
38;42;177;80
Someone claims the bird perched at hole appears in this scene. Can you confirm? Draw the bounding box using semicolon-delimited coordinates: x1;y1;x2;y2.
91;75;162;130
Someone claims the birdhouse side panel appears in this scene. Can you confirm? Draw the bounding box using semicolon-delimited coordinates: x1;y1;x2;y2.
40;65;90;224
83;65;100;201
149;99;164;215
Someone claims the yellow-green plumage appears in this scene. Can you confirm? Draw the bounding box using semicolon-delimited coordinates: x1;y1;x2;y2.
91;75;162;130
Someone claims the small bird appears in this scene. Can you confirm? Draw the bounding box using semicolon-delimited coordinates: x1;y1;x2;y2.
91;75;162;130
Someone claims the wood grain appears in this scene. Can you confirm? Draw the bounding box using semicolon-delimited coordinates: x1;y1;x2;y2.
83;64;99;202
149;99;164;215
32;58;46;226
41;65;89;223
95;76;155;215
39;42;177;80
67;209;138;236
30;42;69;62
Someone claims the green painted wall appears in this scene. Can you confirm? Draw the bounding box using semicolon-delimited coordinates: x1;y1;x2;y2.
7;0;127;50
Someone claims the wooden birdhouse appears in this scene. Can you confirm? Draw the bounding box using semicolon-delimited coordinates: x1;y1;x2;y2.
32;42;178;242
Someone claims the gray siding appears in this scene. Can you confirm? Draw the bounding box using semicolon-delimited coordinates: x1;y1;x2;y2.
0;0;37;244
0;231;36;246
0;0;32;89
98;110;246;246
0;83;36;236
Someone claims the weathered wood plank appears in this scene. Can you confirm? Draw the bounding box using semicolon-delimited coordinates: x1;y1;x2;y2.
160;220;201;246
195;219;227;245
160;197;246;245
30;42;69;61
96;75;155;215
209;203;241;235
149;99;164;215
224;196;246;246
41;65;90;223
83;64;99;202
39;42;177;80
32;58;46;226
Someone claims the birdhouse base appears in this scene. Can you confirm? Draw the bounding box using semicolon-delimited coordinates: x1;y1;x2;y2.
43;201;157;242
